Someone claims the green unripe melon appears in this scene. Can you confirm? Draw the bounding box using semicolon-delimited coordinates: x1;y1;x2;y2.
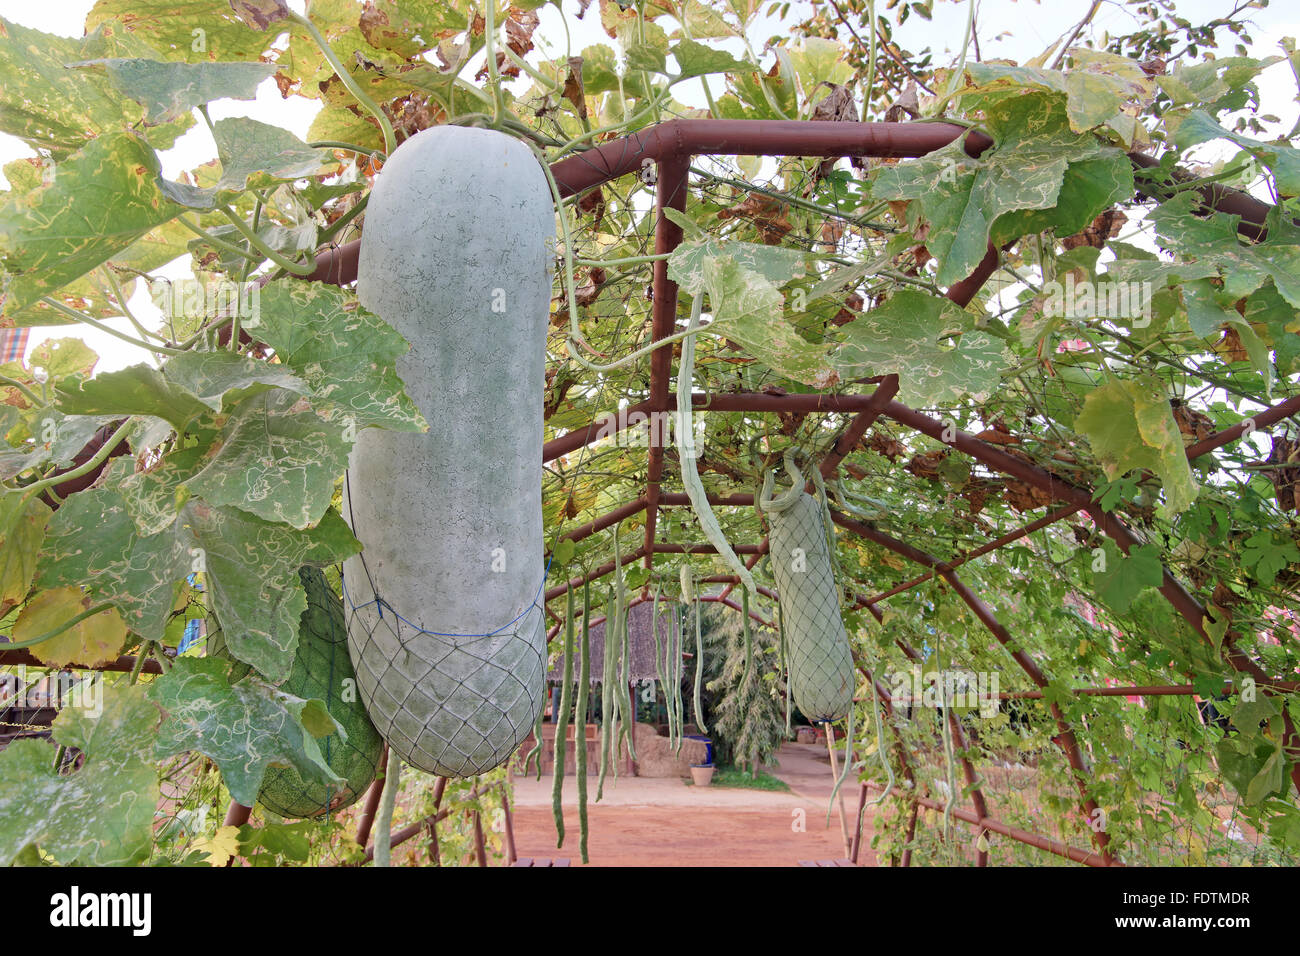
208;567;384;818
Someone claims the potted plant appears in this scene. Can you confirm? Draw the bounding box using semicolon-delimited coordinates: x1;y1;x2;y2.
690;763;715;786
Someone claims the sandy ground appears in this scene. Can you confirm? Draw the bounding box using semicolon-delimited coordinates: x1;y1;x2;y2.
508;741;878;866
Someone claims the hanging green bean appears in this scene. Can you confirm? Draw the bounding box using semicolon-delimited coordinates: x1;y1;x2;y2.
597;583;616;802
692;583;707;734
551;587;576;846
575;581;592;863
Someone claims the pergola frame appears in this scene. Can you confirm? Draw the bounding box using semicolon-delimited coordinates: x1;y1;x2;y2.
8;118;1295;867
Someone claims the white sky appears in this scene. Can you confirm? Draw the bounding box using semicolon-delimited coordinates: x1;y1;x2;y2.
0;0;1296;374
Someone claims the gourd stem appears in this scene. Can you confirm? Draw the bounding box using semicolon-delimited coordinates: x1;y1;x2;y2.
373;750;402;866
484;0;508;127
100;267;167;345
38;298;184;356
574;253;669;268
0;374;43;407
291;10;396;157
218;205;318;277
14;417;134;499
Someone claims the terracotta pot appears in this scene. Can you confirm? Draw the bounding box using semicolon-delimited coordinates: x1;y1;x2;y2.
690;764;715;787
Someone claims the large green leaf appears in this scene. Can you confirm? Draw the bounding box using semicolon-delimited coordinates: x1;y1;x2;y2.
0;131;187;315
1150;192;1300;308
960;50;1155;144
1093;540;1164;613
835;290;1008;406
1074;375;1197;515
0;18;187;159
148;657;344;808
74;58;276;124
38;481;360;679
669;236;809;294
1168;109;1300;197
671;39;750;78
187;388;350;528
56;351;308;434
668;238;832;385
252;282;426;431
1157;56;1277;109
164;118;327;209
873;91;1124;286
0;684;162;865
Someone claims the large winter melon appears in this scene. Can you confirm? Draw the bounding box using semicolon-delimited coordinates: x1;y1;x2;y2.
343;124;552;777
208;567;384;818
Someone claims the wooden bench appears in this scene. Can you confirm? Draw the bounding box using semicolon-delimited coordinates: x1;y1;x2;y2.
511;857;571;867
797;859;857;867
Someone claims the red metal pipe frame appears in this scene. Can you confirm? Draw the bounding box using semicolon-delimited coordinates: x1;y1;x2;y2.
881;400;1300;794
642;154;691;573
287;117;1298;863
831;509;1115;862
860;504;1082;607
556;497;647;545
0;648;165;675
867;783;1113;867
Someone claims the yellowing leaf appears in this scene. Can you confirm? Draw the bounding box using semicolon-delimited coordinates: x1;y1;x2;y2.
194;825;242;867
0;493;50;613
1075;376;1197;515
14;586;127;668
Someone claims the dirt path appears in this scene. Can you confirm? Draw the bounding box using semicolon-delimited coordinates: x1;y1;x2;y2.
509;742;877;866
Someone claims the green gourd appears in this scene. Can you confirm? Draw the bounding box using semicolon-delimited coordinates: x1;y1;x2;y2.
760;455;855;723
208;567;384;818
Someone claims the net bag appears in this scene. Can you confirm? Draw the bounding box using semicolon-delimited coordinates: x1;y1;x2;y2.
208;567;384;818
760;455;855;723
341;566;547;777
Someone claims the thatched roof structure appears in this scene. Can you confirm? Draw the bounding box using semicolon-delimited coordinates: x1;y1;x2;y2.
547;600;685;683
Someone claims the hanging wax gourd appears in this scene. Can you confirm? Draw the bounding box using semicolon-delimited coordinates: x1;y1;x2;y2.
344;125;553;777
759;453;855;723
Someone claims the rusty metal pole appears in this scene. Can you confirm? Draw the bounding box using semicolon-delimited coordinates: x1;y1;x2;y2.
642;153;690;573
354;743;388;849
834;510;1115;863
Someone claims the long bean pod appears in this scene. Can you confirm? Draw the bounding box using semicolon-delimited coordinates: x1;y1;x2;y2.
692;586;707;734
575;581;592;862
551;588;576;846
596;584;616;801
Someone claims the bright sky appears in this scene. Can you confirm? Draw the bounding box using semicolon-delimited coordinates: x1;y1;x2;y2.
0;0;1296;374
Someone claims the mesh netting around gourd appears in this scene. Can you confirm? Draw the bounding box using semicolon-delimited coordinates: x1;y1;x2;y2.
208;567;384;819
344;585;547;778
766;490;856;723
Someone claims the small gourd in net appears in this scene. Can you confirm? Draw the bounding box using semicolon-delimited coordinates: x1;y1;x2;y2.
760;455;855;723
207;567;384;818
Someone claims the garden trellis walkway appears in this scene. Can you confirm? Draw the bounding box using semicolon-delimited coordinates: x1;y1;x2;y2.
5;118;1295;866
